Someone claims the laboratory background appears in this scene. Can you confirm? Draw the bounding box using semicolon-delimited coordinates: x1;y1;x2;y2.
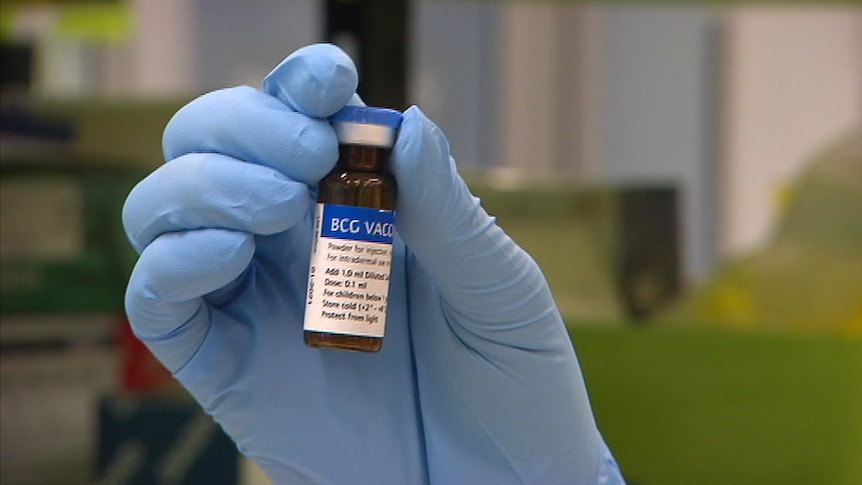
1;0;860;484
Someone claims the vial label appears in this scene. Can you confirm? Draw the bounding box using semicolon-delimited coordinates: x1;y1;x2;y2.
304;203;394;337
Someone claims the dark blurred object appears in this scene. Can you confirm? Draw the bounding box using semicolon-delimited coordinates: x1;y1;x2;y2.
97;395;238;485
0;40;75;158
326;0;409;110
616;186;681;321
1;42;34;93
0;104;73;141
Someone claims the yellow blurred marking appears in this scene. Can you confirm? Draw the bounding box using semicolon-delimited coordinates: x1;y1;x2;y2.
56;3;131;43
0;3;131;43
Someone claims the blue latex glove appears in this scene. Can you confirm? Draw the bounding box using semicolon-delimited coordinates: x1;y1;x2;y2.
123;43;625;484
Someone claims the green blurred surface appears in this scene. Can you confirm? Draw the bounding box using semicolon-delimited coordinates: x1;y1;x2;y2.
571;326;862;485
1;99;183;315
0;165;142;314
667;129;862;336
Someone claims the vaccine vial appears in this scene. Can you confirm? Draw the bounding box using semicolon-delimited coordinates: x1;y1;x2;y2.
303;106;402;352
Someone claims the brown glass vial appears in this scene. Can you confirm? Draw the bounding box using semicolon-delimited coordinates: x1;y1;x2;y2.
303;106;402;352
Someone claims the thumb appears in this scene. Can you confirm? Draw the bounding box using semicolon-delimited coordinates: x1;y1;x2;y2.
390;107;557;327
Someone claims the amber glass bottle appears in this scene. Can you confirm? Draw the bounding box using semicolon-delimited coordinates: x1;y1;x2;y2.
303;106;402;352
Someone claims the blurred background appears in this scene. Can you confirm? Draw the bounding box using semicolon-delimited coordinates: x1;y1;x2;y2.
1;1;860;484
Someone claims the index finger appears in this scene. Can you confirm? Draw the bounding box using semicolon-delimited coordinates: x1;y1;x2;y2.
262;43;358;118
162;44;359;185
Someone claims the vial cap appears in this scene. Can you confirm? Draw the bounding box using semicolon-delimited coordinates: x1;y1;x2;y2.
330;106;403;127
330;106;403;148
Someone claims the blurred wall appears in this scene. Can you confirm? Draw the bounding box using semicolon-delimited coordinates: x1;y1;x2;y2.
192;0;320;91
45;0;320;97
597;6;721;282
412;4;721;282
719;7;862;256
412;3;861;283
12;1;861;279
410;1;500;172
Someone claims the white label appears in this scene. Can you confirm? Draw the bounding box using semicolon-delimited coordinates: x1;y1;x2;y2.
303;203;394;338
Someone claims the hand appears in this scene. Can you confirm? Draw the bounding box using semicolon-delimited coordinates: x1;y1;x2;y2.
123;43;624;484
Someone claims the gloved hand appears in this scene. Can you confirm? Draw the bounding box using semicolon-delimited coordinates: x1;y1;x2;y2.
123;43;624;485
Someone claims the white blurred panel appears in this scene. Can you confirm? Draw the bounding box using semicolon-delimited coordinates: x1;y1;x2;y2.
720;7;862;255
0;316;117;485
599;6;721;281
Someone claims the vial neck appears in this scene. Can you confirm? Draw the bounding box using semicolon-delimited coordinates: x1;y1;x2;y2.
337;144;389;172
